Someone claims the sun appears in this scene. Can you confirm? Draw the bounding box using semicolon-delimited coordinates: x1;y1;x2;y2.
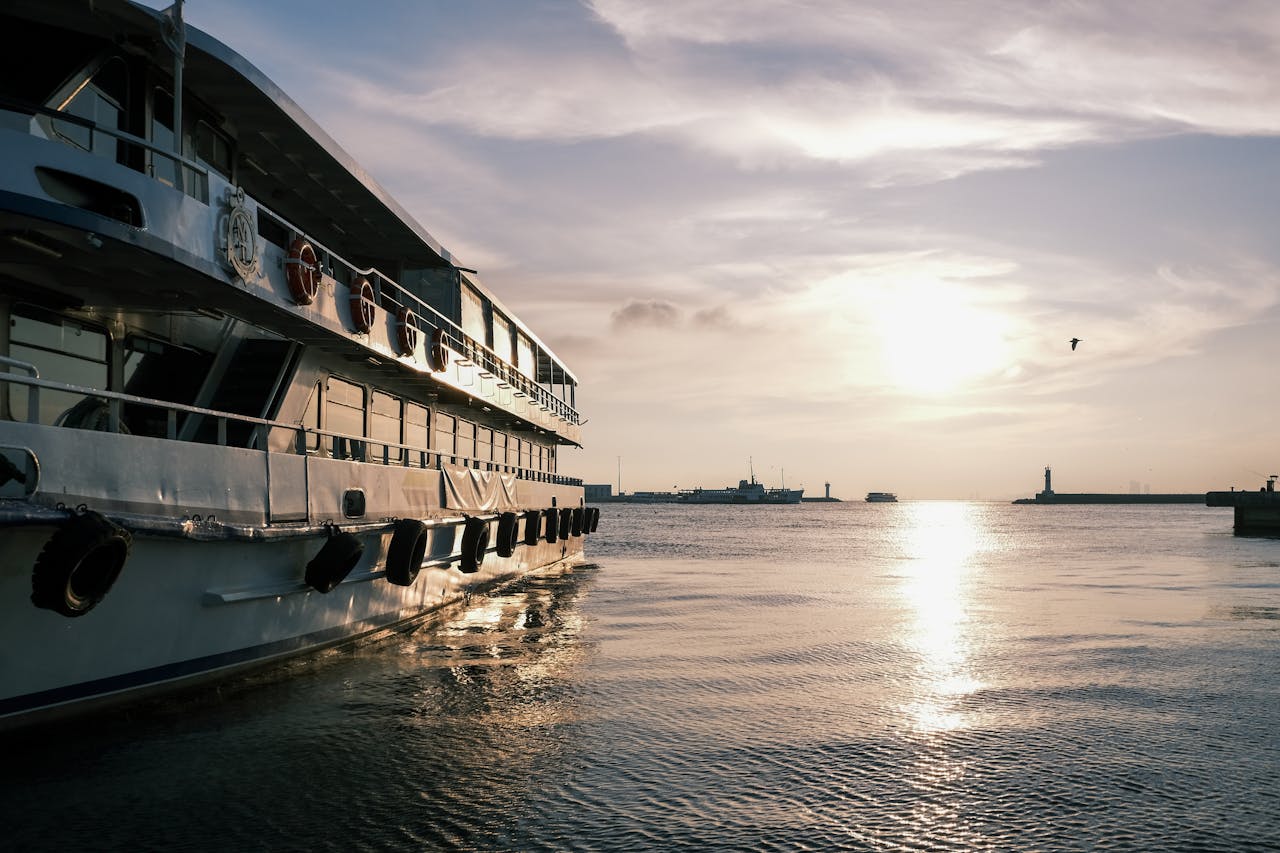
872;279;1012;395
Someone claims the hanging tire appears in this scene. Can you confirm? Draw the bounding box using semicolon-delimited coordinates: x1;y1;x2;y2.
558;508;572;540
459;516;489;573
543;508;558;543
571;507;584;537
385;518;428;586
587;507;600;533
31;510;132;618
305;531;364;593
522;509;542;546
496;512;519;558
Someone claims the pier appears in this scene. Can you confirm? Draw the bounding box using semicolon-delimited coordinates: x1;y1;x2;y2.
1206;476;1280;535
1012;467;1204;505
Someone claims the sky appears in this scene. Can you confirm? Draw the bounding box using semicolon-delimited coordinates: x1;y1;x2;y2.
158;0;1280;499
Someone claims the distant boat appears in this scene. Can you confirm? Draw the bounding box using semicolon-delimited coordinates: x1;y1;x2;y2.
678;462;802;504
865;492;898;502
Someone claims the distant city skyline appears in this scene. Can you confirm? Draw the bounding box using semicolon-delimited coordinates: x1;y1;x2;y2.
162;1;1280;499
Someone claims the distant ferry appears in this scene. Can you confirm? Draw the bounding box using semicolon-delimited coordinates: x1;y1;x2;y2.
678;463;802;504
865;492;898;502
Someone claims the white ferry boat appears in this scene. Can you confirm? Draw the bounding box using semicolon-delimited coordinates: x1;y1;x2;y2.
865;492;898;503
0;0;593;728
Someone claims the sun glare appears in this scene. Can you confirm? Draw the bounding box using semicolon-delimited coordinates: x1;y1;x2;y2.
873;280;1011;395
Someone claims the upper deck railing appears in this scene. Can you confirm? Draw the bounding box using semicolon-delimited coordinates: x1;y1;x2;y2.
0;97;581;429
0;364;582;487
254;204;581;427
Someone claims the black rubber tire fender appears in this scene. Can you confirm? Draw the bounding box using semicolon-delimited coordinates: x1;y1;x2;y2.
459;517;489;573
588;507;600;533
305;531;364;593
385;518;429;586
496;512;519;558
31;510;132;618
571;507;584;537
522;509;542;546
558;508;572;540
543;507;558;543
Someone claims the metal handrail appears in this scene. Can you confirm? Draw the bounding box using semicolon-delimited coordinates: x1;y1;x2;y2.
1;96;212;199
253;205;581;426
0;369;582;486
1;95;579;425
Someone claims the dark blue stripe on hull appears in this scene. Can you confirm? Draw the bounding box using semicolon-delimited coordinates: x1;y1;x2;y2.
0;608;414;721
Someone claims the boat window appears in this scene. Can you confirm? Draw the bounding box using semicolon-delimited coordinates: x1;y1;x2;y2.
302;382;320;452
150;88;178;188
476;427;492;464
460;286;486;356
516;333;534;378
370;390;401;463
121;335;213;438
325;376;365;460
8;307;108;426
434;413;455;459
492;313;513;365
194;120;232;179
50;56;128;163
493;431;507;467
455;419;475;462
405;401;428;454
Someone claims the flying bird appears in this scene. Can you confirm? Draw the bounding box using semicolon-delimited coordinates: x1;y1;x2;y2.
1069;337;1081;351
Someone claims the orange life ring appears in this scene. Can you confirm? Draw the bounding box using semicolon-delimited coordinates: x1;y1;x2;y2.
395;306;418;356
349;276;375;333
430;327;450;372
285;238;321;305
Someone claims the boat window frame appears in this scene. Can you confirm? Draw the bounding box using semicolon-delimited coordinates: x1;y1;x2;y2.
369;388;402;464
7;304;111;427
323;374;366;461
42;52;130;163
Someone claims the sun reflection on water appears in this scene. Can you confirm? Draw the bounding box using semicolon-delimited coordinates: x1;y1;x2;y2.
894;501;989;734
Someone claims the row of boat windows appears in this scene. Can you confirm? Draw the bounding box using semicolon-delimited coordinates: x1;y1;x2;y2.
5;308;556;472
304;376;556;472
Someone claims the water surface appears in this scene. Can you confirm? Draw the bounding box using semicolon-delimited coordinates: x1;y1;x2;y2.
4;502;1278;851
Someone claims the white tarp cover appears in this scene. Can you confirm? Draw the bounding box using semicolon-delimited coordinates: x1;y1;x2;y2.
443;466;517;511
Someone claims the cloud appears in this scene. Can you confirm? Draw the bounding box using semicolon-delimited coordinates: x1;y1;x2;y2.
610;299;682;329
314;0;1280;180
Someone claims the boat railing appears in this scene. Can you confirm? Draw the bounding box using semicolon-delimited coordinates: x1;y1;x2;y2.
0;369;581;487
252;205;581;427
0;95;578;427
0;96;212;203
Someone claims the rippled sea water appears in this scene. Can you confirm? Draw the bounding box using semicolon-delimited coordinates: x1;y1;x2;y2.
5;502;1280;851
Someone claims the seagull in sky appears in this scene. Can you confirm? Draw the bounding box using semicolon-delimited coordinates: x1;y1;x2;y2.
1069;337;1081;351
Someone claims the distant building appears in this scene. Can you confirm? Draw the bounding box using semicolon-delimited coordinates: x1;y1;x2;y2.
585;484;613;500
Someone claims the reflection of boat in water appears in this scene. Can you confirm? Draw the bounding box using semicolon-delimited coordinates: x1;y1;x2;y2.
0;0;595;729
678;463;802;504
865;492;898;502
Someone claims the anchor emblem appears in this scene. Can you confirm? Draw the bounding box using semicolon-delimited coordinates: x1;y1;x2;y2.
220;186;259;281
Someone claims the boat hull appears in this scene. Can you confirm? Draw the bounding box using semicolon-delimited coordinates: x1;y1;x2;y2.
0;421;585;729
1;514;583;728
